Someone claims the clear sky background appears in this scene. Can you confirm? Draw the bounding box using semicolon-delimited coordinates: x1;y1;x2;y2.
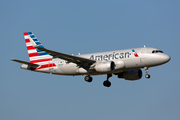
1;0;180;120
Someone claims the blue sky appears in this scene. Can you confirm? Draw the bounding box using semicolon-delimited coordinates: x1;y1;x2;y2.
1;0;180;120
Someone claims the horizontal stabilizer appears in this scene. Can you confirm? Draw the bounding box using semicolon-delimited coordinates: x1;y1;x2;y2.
11;59;39;67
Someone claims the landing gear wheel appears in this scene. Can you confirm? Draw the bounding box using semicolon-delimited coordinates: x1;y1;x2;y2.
145;74;150;79
84;76;93;82
103;74;112;87
103;80;111;87
144;67;151;79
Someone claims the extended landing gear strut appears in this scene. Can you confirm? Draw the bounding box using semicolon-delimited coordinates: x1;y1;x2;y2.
84;75;93;82
84;70;112;87
103;74;112;87
84;70;93;82
144;67;150;79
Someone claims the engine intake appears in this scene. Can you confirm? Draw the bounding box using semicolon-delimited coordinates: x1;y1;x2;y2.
118;69;142;80
95;61;115;72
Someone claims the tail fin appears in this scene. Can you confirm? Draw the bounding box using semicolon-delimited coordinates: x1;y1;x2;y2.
24;32;56;69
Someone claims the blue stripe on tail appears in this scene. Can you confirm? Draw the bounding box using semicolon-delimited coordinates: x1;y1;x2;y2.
28;32;50;56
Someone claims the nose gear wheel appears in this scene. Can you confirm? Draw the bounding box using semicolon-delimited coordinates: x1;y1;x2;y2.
144;67;150;79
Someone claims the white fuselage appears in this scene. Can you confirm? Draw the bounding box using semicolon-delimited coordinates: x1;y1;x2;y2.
28;47;170;76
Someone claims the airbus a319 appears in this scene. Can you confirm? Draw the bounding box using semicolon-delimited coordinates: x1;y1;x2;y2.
11;32;171;87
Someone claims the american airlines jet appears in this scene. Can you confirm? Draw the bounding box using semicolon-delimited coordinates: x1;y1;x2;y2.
11;32;171;87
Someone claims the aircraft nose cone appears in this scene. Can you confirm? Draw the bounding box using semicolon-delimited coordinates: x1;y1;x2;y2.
161;54;171;63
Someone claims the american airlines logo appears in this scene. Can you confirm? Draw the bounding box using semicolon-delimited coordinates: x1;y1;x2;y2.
132;49;139;57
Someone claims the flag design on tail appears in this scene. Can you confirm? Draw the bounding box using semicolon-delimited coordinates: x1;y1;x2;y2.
24;32;56;70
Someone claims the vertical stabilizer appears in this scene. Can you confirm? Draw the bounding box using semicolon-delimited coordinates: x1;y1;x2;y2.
23;32;56;70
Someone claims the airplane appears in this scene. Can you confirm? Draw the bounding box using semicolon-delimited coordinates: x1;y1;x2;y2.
11;32;171;87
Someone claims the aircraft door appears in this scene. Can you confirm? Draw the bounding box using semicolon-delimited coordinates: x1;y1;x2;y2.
140;48;146;59
139;48;146;64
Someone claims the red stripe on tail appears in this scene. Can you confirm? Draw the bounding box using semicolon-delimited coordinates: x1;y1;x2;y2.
29;53;39;57
25;39;30;43
37;63;56;69
24;32;28;36
30;58;53;63
27;46;36;50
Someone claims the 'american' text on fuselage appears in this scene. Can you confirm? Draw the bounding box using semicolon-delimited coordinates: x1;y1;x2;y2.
90;52;131;61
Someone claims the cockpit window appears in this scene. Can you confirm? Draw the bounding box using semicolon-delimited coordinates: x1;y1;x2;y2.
152;50;163;53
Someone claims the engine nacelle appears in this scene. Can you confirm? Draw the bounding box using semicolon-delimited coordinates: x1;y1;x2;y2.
95;61;115;72
118;69;142;80
114;61;125;70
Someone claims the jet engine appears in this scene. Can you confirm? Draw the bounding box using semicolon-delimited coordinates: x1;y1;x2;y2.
114;61;125;70
94;61;115;72
118;69;142;80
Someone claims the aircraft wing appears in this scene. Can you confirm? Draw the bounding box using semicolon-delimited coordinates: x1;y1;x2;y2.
35;46;96;69
11;59;39;67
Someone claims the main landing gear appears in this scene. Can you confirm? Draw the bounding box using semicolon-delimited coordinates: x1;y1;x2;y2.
84;74;112;87
84;70;93;82
103;74;112;87
144;67;150;79
84;75;93;82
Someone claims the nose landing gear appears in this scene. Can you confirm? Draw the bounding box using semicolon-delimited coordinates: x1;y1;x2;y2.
144;67;150;79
